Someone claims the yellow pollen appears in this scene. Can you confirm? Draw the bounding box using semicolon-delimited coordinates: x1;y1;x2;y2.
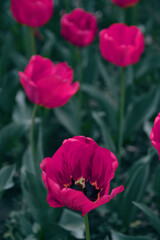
75;177;85;189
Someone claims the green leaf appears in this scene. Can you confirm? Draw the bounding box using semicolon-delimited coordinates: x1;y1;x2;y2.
119;155;150;228
111;230;154;240
54;99;81;136
82;84;118;132
133;202;160;235
98;58;117;100
40;30;55;58
0;70;19;113
41;223;75;240
0;33;13;78
0;122;26;157
0;164;15;192
21;171;62;224
124;87;159;139
13;91;32;125
59;209;85;239
136;51;160;80
92;111;116;153
153;164;160;203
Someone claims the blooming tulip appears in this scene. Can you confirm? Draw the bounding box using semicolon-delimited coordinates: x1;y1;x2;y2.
40;136;124;216
112;0;140;8
19;55;79;108
150;113;160;159
61;8;98;47
11;0;54;27
99;23;145;67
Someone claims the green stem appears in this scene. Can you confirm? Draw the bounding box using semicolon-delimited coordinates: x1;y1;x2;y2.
30;104;39;175
30;27;36;56
65;0;70;12
118;67;125;161
77;47;83;125
84;214;90;240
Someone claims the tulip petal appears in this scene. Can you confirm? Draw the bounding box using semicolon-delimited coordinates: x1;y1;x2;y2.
24;55;55;83
81;185;124;216
45;176;64;207
61;8;98;47
60;188;91;214
11;0;54;27
19;72;39;104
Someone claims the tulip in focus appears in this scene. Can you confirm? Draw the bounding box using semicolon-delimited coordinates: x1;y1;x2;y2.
150;113;160;159
61;8;98;47
19;55;79;108
99;23;145;67
112;0;140;8
11;0;54;27
40;136;124;216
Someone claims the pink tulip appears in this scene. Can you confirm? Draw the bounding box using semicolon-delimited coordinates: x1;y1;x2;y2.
19;55;79;108
112;0;140;8
99;23;145;67
40;136;124;216
61;8;98;47
150;113;160;160
11;0;54;27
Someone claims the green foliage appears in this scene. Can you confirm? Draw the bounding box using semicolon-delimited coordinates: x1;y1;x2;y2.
1;0;160;239
111;231;155;240
0;164;15;198
133;202;160;235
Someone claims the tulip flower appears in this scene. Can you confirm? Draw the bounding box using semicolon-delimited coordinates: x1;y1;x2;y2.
100;23;145;160
40;136;124;216
99;23;145;67
150;113;160;159
11;0;54;27
19;55;79;108
112;0;140;8
61;8;98;47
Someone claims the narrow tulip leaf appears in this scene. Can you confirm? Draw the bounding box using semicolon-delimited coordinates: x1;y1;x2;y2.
59;209;85;239
82;84;118;132
118;154;150;228
124;87;159;139
0;33;13;79
111;230;154;240
42;223;75;240
54;100;81;136
13;91;32;125
98;58;117;100
136;51;160;80
83;47;99;85
0;70;19;113
21;171;62;224
0;164;15;193
133;202;160;235
92;111;116;153
40;30;55;58
0;122;26;158
153;164;160;203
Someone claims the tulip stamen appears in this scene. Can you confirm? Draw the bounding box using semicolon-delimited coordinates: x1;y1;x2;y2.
65;177;102;203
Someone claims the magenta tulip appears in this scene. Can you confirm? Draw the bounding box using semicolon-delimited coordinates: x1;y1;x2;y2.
150;113;160;159
40;136;124;216
112;0;140;8
61;8;98;47
99;23;145;67
11;0;54;27
19;55;79;108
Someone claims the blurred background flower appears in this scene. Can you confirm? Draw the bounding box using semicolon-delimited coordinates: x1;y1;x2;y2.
11;0;54;27
61;8;98;47
19;55;79;108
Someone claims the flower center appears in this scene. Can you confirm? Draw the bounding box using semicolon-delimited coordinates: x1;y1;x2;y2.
65;177;102;202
